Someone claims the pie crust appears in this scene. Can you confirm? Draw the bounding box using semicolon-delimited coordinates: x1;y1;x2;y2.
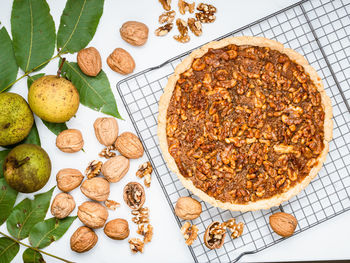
158;36;333;211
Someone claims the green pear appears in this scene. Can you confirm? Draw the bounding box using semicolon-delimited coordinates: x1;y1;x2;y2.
3;144;51;193
0;92;34;146
28;75;79;123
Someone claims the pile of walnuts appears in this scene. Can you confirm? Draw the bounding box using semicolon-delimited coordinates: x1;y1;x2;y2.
155;0;217;43
51;117;154;254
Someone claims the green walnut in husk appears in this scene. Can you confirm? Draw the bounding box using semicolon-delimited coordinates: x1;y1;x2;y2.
3;144;51;193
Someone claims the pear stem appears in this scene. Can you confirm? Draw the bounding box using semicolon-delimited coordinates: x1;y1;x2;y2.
0;231;74;263
57;58;66;78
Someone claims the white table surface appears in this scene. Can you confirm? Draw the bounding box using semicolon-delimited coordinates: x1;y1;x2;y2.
1;0;350;262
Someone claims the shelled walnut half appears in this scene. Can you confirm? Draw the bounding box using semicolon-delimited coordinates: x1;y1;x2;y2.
85;160;102;179
158;0;171;11
178;0;195;15
129;238;145;253
159;10;176;24
131;207;149;225
181;222;198;246
174;18;190;43
224;218;244;239
204;221;226;249
137;224;153;243
195;3;217;23
188;18;202;37
155;23;174;36
123;182;146;210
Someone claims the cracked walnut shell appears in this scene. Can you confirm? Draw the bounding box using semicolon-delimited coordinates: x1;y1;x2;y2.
70;226;98;253
94;117;119;146
115;132;144;159
123;182;145;210
51;192;76;219
77;47;102;77
56;168;84;192
175;196;202;220
204;221;226;249
56;129;84;153
101;155;130;183
107;48;135;75
104;218;130;240
80;177;110;202
120;21;149;46
78;201;108;229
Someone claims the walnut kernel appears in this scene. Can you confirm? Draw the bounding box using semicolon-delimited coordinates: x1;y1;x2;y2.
181;222;198;246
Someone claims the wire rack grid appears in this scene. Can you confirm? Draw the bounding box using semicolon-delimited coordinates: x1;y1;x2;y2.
117;0;350;262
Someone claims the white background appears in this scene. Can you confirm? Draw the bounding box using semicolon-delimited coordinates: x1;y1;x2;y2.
1;0;350;262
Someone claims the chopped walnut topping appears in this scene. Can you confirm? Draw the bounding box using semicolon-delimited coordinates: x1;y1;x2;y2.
104;199;120;210
137;224;153;243
166;44;326;204
155;23;174;36
132;207;150;225
129;238;144;253
178;0;195;15
159;10;176;24
195;3;217;23
136;162;153;178
158;0;171;11
174;18;190;43
188;18;202;37
181;222;198;246
99;145;117;159
224;218;244;238
85;160;102;179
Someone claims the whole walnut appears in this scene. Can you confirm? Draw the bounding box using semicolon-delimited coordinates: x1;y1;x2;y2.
78;201;108;229
94;117;119;146
77;47;102;77
104;218;130;240
175;196;202;220
70;226;98;253
101;155;129;183
80;177;110;202
107;48;135;75
51;192;76;219
115;132;144;159
56;129;84;153
120;21;149;46
56;168;84;192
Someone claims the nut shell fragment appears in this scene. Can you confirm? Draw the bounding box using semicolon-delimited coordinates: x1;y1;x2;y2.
56;129;84;153
175;196;202;220
77;201;108;229
56;168;84;192
101;155;130;183
115;132;144;159
269;212;297;237
94;117;119;146
123;182;145;210
70;226;98;253
80;177;110;202
51;192;76;219
204;221;226;249
104;218;130;240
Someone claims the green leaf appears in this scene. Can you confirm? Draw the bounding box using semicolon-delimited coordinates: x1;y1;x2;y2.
11;0;56;73
0;150;11;178
22;122;41;146
0;237;19;263
23;248;45;263
0;27;18;92
6;187;55;240
0;179;18;226
29;217;76;249
28;74;68;135
61;60;122;119
57;0;104;54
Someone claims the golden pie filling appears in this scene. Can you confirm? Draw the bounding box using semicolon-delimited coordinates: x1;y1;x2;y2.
166;44;325;204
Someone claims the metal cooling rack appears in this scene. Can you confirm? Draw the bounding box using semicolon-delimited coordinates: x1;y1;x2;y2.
117;0;350;262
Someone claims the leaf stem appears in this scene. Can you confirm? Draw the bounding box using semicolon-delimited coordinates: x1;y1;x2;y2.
0;231;74;263
1;52;64;93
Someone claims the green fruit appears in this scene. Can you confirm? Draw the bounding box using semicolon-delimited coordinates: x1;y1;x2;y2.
28;75;79;123
0;93;34;146
3;144;51;193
